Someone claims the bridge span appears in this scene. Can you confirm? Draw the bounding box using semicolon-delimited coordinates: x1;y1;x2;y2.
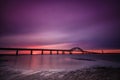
0;47;89;55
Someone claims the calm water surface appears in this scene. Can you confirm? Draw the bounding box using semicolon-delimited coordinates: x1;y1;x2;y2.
2;54;120;71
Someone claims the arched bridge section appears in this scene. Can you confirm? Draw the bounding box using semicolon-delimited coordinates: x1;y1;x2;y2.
70;47;85;54
70;47;84;52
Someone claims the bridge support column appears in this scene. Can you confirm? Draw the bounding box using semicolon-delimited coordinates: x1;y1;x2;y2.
57;50;59;55
41;50;43;55
82;51;85;54
30;50;33;55
62;51;64;54
70;51;72;54
50;50;52;55
16;50;18;55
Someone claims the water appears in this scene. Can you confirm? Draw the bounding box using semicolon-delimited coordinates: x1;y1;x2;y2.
1;54;120;72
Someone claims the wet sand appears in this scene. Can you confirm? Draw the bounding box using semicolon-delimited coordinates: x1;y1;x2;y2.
0;64;120;80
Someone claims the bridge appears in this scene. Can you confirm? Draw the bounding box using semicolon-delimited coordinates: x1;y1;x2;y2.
0;47;91;55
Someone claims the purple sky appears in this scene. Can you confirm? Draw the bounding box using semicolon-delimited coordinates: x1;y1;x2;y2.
0;0;120;49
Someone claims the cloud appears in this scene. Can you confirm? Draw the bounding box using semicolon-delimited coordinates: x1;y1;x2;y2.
0;0;120;49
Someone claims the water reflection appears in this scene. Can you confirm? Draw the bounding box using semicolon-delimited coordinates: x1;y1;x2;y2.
7;55;84;71
4;54;120;71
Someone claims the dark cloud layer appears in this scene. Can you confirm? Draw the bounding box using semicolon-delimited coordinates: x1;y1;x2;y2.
0;0;120;49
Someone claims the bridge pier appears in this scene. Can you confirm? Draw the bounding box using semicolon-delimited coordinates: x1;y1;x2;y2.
62;51;64;54
41;50;43;55
82;51;85;54
70;51;72;54
57;50;59;55
30;50;33;55
16;50;18;55
50;50;52;55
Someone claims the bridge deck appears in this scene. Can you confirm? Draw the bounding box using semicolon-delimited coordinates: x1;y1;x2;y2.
0;47;94;55
0;48;73;55
0;48;70;51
